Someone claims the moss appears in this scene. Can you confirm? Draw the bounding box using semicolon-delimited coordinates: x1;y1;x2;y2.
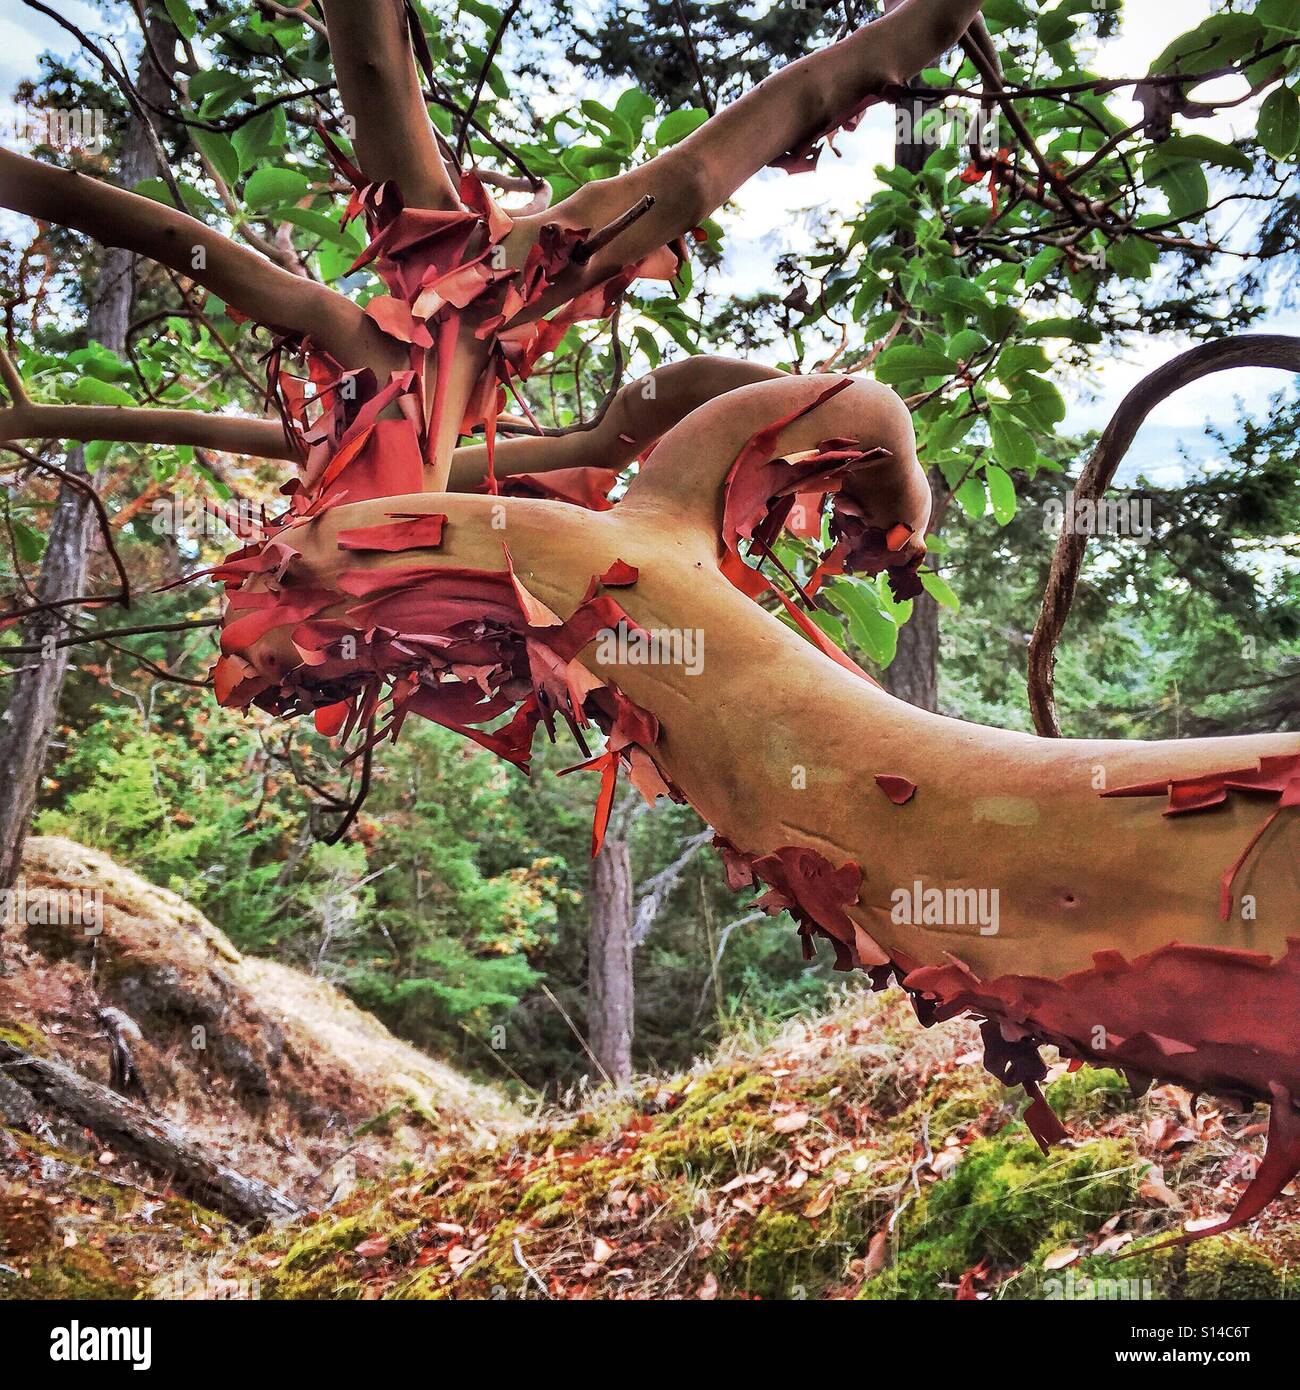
1044;1067;1129;1123
1182;1237;1290;1300
264;1210;415;1298
3;1242;137;1300
860;1131;1141;1300
0;1021;50;1054
895;1068;1001;1139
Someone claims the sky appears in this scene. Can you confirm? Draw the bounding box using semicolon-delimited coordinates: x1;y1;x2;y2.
2;0;1295;484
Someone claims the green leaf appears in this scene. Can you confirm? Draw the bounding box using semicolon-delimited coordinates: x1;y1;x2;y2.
244;166;310;209
1259;84;1300;159
232;106;287;173
615;87;656;139
1023;246;1061;287
827;582;897;667
132;176;173;205
1149;14;1266;78
654;108;709;147
984;463;1018;524
922;409;975;452
1010;375;1067;430
873;344;958;383
580;99;633;149
996;344;1051;383
1146;132;1254;177
632;326;661;368
1258;0;1299;28
988;415;1037;471
278;207;361;250
955;475;987;519
10;519;46;564
66;342;132;382
163;0;198;40
192;130;239;188
70;377;135;407
1022;317;1102;344
919;570;959;610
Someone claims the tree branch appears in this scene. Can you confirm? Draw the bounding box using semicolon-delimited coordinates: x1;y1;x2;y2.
0;401;295;459
1027;334;1300;738
318;0;459;210
520;0;985;314
0;149;398;374
446;357;783;490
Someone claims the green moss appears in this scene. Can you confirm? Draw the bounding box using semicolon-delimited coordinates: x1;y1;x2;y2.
860;1132;1141;1300
1183;1237;1290;1300
0;1021;50;1054
895;1068;1001;1139
1044;1067;1130;1122
3;1243;137;1300
264;1211;422;1299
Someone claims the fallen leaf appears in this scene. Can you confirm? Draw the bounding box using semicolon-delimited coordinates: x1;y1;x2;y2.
773;1111;810;1134
354;1236;389;1258
863;1230;891;1278
1043;1245;1080;1270
697;1272;719;1300
1138;1166;1181;1208
803;1186;833;1219
591;1238;614;1264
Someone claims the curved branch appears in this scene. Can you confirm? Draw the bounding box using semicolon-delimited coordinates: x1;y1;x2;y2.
519;0;985;314
446;357;784;490
0;149;398;374
0;401;295;459
622;372;927;565
1027;334;1300;738
318;0;459;210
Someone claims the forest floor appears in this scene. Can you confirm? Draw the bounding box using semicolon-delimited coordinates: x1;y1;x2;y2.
3;839;1299;1300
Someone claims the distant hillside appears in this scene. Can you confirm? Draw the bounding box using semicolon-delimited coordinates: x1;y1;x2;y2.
0;837;517;1298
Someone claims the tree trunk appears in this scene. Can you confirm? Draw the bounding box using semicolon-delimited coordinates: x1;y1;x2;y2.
883;574;939;709
883;465;944;711
0;15;175;885
587;831;634;1085
881;86;943;712
0;1039;299;1225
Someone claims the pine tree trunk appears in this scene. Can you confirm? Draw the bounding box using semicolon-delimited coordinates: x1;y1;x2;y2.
0;15;175;884
587;832;634;1085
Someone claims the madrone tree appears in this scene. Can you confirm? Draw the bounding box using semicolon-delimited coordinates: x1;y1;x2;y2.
1;0;1297;1241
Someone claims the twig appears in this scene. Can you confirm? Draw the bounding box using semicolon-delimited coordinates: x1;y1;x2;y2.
456;0;525;163
1;617;217;656
671;0;715;116
572;196;656;265
538;982;612;1087
513;1238;552;1298
0;344;29;405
